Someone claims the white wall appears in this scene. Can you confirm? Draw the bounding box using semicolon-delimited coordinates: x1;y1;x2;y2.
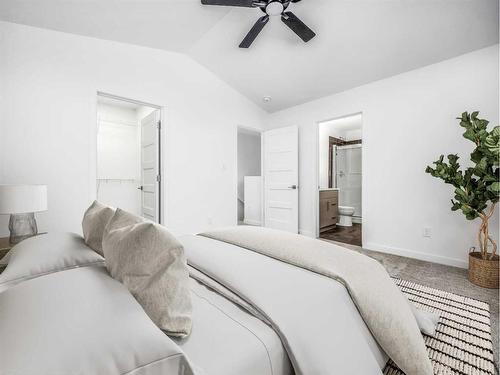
346;129;362;141
0;21;266;236
237;130;261;222
97;103;139;180
266;45;499;268
0;21;497;269
96;102;141;215
0;23;5;187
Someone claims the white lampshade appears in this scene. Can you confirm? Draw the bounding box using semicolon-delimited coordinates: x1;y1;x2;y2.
0;185;48;214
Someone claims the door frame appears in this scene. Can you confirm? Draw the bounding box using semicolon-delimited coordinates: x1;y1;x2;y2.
92;91;166;224
314;112;363;238
235;125;264;226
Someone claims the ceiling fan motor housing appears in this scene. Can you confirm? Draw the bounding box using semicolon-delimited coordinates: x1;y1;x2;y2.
264;1;287;16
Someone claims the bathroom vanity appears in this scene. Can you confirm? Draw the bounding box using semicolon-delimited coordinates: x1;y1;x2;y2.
319;189;338;233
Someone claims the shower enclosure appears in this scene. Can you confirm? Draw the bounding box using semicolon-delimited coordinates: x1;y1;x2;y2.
332;144;362;220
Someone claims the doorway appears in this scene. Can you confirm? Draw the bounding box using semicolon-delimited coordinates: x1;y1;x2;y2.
237;127;262;226
96;93;162;223
317;114;362;246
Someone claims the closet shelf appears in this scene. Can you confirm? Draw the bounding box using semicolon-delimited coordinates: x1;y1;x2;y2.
97;178;138;182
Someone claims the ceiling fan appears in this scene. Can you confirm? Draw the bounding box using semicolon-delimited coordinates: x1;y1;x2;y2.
201;0;316;48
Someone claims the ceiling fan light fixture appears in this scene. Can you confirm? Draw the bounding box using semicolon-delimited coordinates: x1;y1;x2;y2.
265;1;284;16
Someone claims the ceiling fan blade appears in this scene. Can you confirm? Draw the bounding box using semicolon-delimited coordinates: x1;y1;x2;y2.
201;0;256;7
281;11;316;42
239;15;269;48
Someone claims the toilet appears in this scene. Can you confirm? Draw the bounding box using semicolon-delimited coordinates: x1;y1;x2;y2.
338;206;355;227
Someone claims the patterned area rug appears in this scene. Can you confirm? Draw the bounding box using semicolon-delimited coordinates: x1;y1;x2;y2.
384;278;494;375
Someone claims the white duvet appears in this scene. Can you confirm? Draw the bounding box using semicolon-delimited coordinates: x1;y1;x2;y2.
198;226;433;375
181;234;388;375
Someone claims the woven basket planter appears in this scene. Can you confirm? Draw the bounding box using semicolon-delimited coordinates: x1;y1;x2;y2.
468;251;499;289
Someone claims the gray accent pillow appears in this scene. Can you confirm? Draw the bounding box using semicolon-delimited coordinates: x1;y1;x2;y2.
102;209;192;337
0;232;104;290
82;200;115;255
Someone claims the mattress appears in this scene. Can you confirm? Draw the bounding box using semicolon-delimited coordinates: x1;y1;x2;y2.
174;278;294;375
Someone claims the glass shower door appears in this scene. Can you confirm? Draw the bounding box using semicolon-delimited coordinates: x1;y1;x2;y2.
336;145;362;218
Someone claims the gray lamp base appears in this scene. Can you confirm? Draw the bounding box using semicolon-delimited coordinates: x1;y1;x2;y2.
9;213;38;245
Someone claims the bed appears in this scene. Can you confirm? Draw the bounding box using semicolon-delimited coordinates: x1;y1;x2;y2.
0;228;431;375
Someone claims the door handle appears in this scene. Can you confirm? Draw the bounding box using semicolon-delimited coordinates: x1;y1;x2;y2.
137;186;143;191
288;185;297;190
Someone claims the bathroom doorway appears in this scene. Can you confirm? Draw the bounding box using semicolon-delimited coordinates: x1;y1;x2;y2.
317;114;362;246
96;93;162;223
237;127;262;226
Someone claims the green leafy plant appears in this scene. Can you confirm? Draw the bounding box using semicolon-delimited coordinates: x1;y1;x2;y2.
426;112;499;260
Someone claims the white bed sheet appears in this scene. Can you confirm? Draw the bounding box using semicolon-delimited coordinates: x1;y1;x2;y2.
174;278;294;375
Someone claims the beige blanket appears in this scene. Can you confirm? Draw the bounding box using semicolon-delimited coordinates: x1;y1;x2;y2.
200;226;433;375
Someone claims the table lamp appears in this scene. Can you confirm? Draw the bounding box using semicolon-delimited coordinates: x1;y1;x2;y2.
0;185;48;244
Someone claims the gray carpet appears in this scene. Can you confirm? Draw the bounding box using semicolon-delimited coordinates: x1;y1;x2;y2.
323;239;499;374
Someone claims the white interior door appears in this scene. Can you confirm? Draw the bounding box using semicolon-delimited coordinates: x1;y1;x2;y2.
263;126;299;233
140;109;160;222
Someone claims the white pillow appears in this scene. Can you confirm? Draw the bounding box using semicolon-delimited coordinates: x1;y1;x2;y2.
0;232;104;290
82;201;115;255
410;303;440;336
0;266;196;375
103;209;192;337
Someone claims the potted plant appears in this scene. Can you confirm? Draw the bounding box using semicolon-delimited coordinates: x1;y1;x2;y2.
426;112;499;288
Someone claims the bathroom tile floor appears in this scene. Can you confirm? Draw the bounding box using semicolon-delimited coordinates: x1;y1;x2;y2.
320;223;362;246
323;239;500;374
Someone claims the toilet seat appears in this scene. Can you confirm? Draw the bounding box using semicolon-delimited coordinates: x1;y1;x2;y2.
338;206;355;215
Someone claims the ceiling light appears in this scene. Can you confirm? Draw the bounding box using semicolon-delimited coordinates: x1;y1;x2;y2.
266;2;284;16
263;96;272;103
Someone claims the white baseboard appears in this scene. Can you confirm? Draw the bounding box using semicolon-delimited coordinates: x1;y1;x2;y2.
299;229;315;237
243;219;262;226
363;242;468;269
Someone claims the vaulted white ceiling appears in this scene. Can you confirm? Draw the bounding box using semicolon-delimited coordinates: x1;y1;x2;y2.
0;0;498;112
